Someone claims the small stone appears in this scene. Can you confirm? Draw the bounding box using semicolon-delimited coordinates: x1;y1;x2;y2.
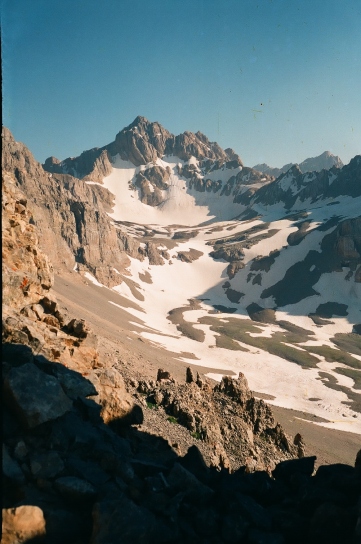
31;303;44;319
55;476;97;501
186;367;197;383
13;441;28;461
41;294;57;313
3;445;25;484
153;390;164;405
157;368;173;382
30;451;65;479
67;318;90;338
43;314;60;328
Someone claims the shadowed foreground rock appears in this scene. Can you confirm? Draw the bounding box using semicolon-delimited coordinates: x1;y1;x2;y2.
2;346;361;543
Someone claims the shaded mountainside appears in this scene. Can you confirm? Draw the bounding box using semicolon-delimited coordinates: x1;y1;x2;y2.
2;166;361;543
252;156;361;208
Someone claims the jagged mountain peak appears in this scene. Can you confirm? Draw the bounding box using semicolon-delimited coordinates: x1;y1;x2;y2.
130;114;150;125
298;150;344;172
43;117;244;175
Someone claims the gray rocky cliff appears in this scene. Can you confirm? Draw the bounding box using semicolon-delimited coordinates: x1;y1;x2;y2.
3;128;143;287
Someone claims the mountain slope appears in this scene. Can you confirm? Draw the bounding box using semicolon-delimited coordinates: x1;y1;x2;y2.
3;121;361;433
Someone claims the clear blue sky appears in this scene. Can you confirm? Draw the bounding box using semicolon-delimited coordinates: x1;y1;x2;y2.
2;0;361;167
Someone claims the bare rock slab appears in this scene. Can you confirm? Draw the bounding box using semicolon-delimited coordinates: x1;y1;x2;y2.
4;362;73;428
91;494;172;544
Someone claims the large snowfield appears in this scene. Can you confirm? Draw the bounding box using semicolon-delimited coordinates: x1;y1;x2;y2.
84;155;361;434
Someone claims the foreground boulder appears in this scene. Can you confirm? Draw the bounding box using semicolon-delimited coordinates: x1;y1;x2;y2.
3;362;73;428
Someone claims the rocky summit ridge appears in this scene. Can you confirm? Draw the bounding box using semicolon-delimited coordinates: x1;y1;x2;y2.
2;121;361;542
43;115;244;175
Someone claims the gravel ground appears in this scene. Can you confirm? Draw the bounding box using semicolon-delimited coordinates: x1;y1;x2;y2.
53;271;360;468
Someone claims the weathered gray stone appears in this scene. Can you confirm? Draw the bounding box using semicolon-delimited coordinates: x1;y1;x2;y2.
31;303;45;319
55;476;97;501
52;365;98;400
30;451;65;479
13;441;29;461
91;494;172;544
4;362;73;428
167;463;214;503
90;368;134;424
2;445;25;483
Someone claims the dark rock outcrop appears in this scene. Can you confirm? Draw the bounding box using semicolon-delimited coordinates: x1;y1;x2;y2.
137;370;296;473
3;342;360;543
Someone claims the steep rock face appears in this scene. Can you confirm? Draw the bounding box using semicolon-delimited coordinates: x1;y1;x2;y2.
112;115;172;165
166;130;231;162
134;165;171;205
2;172;54;310
2;127;141;287
335;217;361;268
2;171;101;369
44;149;113;184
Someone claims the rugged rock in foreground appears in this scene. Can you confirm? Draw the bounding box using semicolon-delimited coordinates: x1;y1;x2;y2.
3;344;361;543
135;369;298;473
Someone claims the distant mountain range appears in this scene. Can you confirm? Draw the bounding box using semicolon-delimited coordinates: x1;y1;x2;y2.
253;151;344;178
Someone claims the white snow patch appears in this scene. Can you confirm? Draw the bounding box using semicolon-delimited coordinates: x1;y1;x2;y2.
84;272;105;288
